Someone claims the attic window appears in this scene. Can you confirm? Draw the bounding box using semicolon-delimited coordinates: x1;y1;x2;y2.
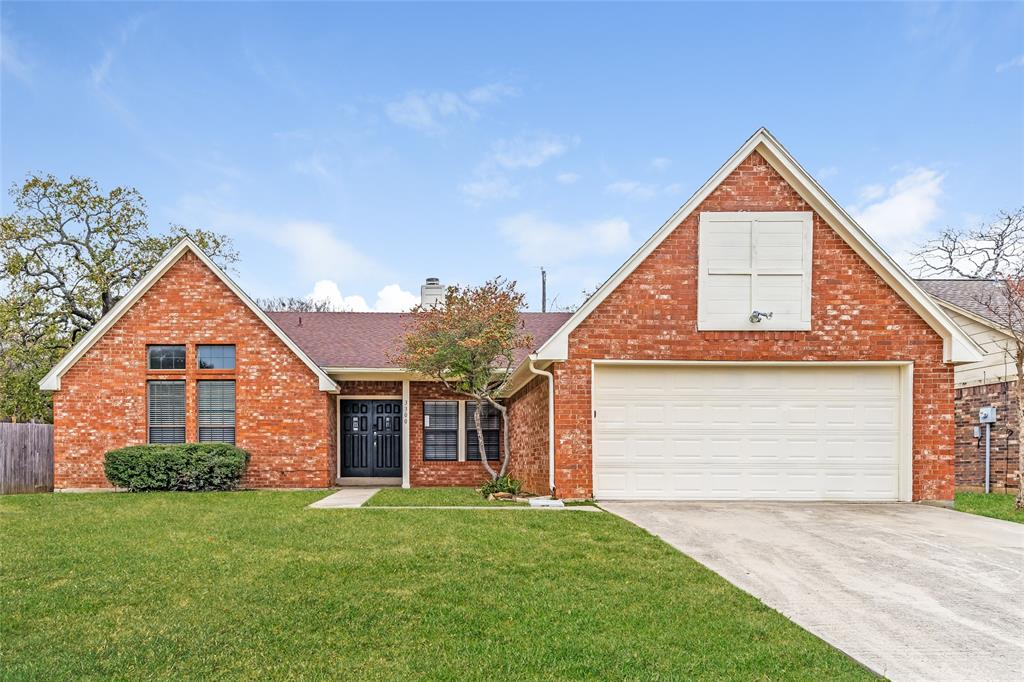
148;345;185;370
697;211;813;331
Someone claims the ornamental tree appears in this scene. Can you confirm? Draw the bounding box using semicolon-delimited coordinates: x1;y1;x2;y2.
395;278;533;481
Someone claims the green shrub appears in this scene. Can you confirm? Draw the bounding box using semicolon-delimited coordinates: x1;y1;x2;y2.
104;443;250;492
479;475;522;497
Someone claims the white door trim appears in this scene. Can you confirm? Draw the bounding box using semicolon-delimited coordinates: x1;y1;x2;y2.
590;360;914;502
401;380;411;488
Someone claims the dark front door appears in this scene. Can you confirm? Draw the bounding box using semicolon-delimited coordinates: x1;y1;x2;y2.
341;400;402;477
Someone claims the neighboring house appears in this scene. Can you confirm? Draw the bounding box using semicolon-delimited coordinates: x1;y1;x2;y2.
917;279;1020;492
40;129;983;502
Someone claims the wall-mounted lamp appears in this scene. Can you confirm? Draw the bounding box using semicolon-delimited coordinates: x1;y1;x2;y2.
749;310;774;324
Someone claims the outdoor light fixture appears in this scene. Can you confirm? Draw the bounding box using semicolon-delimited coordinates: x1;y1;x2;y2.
749;310;773;324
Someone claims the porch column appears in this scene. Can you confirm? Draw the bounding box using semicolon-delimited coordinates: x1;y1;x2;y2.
402;379;411;488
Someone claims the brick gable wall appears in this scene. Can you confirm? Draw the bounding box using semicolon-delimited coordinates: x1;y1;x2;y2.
53;251;332;489
552;151;954;500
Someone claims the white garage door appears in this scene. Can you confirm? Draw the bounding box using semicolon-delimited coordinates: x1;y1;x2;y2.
593;364;905;501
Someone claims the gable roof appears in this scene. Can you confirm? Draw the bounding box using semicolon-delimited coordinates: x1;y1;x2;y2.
39;238;339;393
532;128;984;365
269;311;571;369
916;279;1010;330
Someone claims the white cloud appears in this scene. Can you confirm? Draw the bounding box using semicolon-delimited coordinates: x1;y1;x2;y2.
308;280;418;312
996;55;1024;72
858;184;887;202
385;82;518;134
852;167;945;262
817;165;839;179
664;182;685;195
464;82;520;104
459;175;519;205
606;180;658;200
651;157;672;171
291;154;332;180
499;213;632;264
89;15;144;89
556;172;580;185
490;133;571;169
271;220;378;283
1;26;33;84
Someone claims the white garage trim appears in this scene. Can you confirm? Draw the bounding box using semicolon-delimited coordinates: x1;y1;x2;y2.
590;360;914;502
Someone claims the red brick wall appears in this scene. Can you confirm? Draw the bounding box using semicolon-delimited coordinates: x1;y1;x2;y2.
409;382;502;487
52;251;332;489
507;375;550;495
553;151;954;501
954;381;1020;492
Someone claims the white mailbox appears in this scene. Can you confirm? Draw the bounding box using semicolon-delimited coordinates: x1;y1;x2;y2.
979;406;997;424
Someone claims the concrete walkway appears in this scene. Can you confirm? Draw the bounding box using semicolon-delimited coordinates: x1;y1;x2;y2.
307;488;380;509
602;501;1024;682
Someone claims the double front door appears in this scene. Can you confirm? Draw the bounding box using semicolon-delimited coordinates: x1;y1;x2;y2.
341;400;402;477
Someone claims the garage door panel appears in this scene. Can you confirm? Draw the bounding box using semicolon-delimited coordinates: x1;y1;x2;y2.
593;365;903;501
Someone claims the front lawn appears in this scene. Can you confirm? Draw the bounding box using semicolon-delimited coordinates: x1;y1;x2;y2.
1;492;871;679
365;486;518;506
955;491;1024;524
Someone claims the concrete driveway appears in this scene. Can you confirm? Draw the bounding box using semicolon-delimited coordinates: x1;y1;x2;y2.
601;502;1024;681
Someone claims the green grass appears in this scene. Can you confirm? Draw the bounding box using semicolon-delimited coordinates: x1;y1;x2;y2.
954;491;1024;524
1;492;873;680
365;486;519;506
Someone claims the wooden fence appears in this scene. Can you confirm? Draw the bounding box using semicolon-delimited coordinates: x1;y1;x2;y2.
0;423;54;494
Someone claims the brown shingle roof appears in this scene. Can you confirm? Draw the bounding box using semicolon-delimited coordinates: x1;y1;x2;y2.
916;279;1009;327
267;311;572;369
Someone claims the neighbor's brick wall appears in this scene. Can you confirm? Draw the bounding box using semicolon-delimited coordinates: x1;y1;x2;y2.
507;375;550;495
954;381;1020;492
53;251;332;489
553;150;955;501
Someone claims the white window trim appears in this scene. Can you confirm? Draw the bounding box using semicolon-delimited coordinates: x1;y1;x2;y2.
698;211;813;331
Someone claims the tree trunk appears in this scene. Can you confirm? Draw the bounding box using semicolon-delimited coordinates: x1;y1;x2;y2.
473;397;498;480
486;396;512;478
1016;351;1024;509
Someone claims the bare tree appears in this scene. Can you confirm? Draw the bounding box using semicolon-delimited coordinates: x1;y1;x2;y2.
256;296;338;312
915;207;1024;508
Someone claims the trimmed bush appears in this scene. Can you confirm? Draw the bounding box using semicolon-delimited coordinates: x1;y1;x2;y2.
479;475;522;497
104;443;250;492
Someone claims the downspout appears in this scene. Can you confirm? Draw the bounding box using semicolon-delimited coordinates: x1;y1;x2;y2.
527;355;556;497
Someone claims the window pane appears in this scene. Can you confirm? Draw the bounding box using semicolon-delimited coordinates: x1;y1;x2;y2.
197;345;236;370
148;380;185;443
466;402;501;461
423;401;458;460
147;345;185;370
198;380;236;444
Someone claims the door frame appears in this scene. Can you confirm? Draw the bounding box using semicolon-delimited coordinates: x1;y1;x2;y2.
336;395;403;482
589;360;914;502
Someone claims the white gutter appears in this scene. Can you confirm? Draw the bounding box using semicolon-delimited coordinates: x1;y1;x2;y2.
527;355;556;496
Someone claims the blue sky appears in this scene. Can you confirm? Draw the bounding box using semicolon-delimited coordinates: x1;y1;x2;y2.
2;2;1022;312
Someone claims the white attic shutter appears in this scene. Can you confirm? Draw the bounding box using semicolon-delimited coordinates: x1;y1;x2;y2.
698;211;813;331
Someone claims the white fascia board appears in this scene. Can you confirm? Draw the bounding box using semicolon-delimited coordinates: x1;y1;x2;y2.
534;128;984;365
39;238;339;393
931;298;1013;337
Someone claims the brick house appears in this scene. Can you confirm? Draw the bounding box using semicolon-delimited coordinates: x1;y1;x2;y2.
916;280;1021;492
41;129;982;502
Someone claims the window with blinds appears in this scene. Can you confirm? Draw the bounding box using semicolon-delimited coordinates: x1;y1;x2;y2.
198;380;236;444
423;401;458;460
148;381;185;444
466;402;500;461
